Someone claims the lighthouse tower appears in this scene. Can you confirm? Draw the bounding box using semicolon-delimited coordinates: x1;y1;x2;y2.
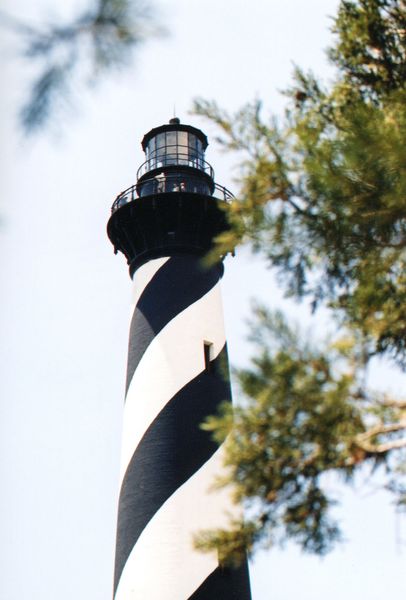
107;118;251;599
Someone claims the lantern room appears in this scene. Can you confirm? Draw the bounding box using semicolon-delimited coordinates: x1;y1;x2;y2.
143;118;207;171
136;118;215;197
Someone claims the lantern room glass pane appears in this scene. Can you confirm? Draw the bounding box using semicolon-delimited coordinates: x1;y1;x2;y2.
154;133;165;169
187;134;199;167
156;133;166;148
163;131;177;165
187;134;197;150
149;137;155;153
196;139;204;167
178;131;186;145
178;131;187;150
167;131;176;149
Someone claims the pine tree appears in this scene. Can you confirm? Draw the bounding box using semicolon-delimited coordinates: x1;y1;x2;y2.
193;0;406;561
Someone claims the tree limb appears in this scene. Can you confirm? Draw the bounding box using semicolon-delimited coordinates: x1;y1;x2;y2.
379;398;406;409
354;420;406;454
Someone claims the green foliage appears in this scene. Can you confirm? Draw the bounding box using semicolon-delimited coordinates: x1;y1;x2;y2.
194;0;406;562
329;0;406;99
197;308;406;560
194;0;406;366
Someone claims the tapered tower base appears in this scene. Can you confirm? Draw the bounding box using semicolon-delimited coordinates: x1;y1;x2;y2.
113;256;250;599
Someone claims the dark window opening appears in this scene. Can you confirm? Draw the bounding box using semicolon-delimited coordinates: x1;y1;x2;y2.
204;342;213;372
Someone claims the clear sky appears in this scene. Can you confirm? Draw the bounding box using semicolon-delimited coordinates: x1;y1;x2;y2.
0;1;405;599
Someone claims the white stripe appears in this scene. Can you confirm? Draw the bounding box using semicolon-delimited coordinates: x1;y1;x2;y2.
115;446;235;600
129;256;170;314
119;281;226;484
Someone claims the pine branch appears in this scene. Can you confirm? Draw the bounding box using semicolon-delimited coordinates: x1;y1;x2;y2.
354;420;406;454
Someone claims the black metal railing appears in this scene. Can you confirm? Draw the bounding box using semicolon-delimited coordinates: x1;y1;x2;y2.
111;174;234;212
137;147;215;179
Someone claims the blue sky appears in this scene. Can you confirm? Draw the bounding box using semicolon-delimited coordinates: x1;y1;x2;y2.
1;1;405;598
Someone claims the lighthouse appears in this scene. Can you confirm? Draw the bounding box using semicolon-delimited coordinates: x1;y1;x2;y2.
107;118;251;599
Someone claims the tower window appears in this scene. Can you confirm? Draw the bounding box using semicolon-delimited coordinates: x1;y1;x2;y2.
203;341;214;372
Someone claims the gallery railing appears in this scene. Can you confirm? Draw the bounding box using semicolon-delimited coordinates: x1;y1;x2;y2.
111;174;234;213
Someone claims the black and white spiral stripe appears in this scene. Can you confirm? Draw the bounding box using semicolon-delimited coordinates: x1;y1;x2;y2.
114;255;251;599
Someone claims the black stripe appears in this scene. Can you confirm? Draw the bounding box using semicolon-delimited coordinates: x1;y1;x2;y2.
188;562;252;600
114;346;231;593
125;256;223;394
